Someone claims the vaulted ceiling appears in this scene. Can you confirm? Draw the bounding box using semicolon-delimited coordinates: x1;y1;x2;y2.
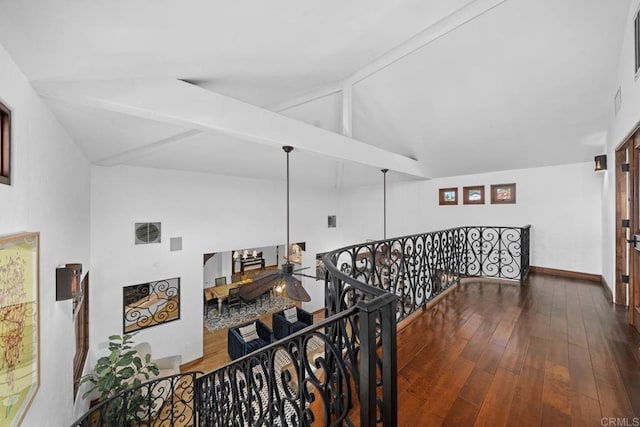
0;0;630;187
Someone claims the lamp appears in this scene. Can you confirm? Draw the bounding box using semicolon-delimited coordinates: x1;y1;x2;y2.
233;251;239;259
595;155;607;171
252;249;258;258
56;263;82;301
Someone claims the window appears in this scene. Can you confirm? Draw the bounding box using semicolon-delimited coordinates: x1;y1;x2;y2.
0;101;10;185
635;8;640;76
73;273;89;398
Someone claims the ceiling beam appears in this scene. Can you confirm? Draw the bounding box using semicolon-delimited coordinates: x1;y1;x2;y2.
33;79;426;178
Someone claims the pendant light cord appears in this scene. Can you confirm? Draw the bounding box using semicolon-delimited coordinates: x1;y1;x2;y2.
286;149;290;261
283;146;293;263
382;168;388;240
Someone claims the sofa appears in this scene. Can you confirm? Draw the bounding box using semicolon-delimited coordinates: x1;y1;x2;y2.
228;319;273;360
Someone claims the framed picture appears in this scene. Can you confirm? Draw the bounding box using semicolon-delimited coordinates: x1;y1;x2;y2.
491;183;516;204
439;187;458;205
123;277;180;333
463;186;485;205
0;232;40;426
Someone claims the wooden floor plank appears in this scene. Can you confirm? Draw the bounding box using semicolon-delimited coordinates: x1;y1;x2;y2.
568;342;598;400
442;397;480;426
474;368;519;426
183;272;640;425
506;364;544;426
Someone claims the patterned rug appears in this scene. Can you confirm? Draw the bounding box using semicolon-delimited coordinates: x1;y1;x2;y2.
205;295;291;332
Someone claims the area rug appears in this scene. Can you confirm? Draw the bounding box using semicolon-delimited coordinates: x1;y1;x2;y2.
205;295;291;332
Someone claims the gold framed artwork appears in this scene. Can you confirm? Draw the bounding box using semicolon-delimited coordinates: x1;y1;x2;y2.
491;183;516;204
439;187;458;205
0;232;40;426
463;186;485;205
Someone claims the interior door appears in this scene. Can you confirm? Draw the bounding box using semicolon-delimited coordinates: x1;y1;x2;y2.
616;145;630;307
631;132;640;332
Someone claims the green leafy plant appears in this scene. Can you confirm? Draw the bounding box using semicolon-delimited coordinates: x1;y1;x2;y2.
80;333;159;403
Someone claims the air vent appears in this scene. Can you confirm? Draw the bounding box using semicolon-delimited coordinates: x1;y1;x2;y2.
170;237;182;251
328;215;337;228
135;222;161;245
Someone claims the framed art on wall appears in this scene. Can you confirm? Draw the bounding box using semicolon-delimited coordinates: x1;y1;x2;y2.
0;232;40;426
463;186;485;205
123;277;180;333
490;183;516;204
439;187;458;205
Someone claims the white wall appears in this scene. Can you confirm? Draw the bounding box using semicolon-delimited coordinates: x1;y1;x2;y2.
340;162;602;275
0;44;91;425
203;254;222;286
90;165;341;365
603;0;640;302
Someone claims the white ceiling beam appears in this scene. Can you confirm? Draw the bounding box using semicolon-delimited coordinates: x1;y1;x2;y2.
33;79;426;178
341;84;353;138
267;0;508;111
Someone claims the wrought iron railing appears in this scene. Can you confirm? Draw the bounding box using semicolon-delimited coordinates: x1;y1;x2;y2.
73;225;529;427
328;225;531;322
73;372;199;426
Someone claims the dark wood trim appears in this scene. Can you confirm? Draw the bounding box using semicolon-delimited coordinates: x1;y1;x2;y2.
600;275;614;304
615;144;630;305
490;183;516;204
463;185;485;205
632;131;640;327
439;187;458;205
180;356;204;372
0;101;10;185
529;266;600;282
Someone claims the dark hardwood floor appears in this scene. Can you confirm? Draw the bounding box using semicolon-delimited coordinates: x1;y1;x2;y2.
397;273;640;426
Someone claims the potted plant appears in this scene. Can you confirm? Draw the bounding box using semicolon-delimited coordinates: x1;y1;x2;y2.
80;333;159;425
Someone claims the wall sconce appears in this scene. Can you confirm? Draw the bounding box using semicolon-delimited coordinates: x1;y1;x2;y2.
56;263;82;301
595;155;607;171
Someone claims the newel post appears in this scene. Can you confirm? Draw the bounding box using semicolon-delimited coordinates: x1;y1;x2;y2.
357;293;398;427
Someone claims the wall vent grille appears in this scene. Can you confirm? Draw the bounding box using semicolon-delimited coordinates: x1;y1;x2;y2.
135;222;161;244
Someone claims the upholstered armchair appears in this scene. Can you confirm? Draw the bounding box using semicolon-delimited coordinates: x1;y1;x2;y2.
272;307;313;340
227;319;273;360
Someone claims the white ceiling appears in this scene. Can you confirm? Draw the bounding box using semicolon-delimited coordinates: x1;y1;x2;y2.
0;0;630;186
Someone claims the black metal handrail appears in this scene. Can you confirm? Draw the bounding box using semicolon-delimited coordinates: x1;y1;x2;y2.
73;225;529;427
